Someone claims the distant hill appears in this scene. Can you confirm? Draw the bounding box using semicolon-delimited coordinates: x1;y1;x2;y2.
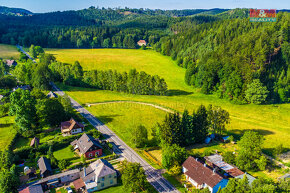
0;6;33;16
217;8;290;19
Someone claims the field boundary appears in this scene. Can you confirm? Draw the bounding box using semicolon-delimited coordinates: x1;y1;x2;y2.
86;101;175;114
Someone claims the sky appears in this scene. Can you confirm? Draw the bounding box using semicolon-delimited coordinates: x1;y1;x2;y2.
0;0;289;13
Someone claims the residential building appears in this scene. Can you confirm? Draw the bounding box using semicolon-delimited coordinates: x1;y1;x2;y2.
205;154;255;184
137;40;147;46
182;156;228;193
12;85;31;92
71;133;103;159
18;185;43;193
6;59;17;67
34;169;80;190
47;91;58;98
61;118;84;136
78;159;117;192
38;157;52;178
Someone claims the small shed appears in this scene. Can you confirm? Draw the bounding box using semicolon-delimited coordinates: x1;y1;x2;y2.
47;91;58;99
205;137;211;144
30;137;40;147
222;136;230;142
38;157;52;178
6;60;17;67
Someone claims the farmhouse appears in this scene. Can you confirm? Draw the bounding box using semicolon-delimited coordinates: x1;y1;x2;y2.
34;169;80;190
38;157;52;178
182;156;228;193
78;159;117;192
61;118;84;136
6;59;17;67
46;91;58;98
137;40;147;46
71;133;103;159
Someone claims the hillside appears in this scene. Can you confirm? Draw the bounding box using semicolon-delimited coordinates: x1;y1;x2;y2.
157;12;290;104
0;6;32;16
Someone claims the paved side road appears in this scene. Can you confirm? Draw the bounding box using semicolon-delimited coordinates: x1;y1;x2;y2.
16;45;37;63
51;83;180;193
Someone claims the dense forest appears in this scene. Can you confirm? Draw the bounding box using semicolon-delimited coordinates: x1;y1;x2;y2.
157;12;290;103
0;7;289;103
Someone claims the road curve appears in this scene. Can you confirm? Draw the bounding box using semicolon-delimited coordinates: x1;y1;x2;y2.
51;83;180;193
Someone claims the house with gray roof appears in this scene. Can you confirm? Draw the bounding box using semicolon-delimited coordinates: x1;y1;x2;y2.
79;159;117;192
71;133;103;159
37;157;52;178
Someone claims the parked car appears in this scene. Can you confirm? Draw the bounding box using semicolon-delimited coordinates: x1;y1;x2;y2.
66;187;73;193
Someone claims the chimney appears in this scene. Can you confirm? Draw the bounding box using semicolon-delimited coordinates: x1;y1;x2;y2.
204;163;207;167
196;158;198;161
84;167;86;177
213;168;216;174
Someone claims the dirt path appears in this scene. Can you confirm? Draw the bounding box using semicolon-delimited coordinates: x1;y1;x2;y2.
87;101;175;114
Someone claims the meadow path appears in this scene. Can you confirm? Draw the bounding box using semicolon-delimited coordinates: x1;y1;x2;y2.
87;101;175;114
51;82;180;193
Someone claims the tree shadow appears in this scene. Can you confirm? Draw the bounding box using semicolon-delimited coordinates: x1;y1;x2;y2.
0;123;13;128
167;89;193;96
227;129;275;140
97;114;122;125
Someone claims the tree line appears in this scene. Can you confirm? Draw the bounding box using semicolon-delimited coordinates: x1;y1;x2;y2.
49;60;168;95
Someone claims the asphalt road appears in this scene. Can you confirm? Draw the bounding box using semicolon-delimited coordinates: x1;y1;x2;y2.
16;45;37;63
51;83;180;193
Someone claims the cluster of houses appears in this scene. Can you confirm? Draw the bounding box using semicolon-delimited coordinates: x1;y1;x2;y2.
19;117;117;193
20;158;117;193
182;154;256;193
18;101;118;193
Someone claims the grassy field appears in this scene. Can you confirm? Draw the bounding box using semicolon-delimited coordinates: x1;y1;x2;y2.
53;146;81;163
86;102;168;147
48;48;290;153
0;44;19;60
0;116;17;150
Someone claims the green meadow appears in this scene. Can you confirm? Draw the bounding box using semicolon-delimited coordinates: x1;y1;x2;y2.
47;48;290;153
0;44;19;60
0;116;17;150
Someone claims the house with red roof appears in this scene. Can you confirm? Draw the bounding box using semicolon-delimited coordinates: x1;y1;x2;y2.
182;156;228;193
71;133;103;159
137;40;147;47
61;118;84;136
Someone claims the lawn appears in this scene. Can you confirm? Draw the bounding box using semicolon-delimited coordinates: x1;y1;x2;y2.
53;146;80;163
0;44;19;60
86;102;168;147
0;116;17;150
48;48;290;154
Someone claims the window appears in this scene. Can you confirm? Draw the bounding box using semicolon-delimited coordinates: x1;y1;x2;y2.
110;180;113;184
101;183;104;187
109;175;111;178
89;153;93;157
102;177;105;181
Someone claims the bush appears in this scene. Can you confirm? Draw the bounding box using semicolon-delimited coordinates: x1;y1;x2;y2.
14;146;33;159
